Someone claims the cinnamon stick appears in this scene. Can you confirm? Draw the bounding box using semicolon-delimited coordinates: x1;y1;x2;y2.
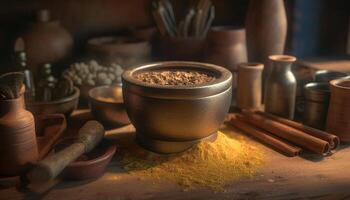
230;115;302;157
256;111;339;150
240;111;330;155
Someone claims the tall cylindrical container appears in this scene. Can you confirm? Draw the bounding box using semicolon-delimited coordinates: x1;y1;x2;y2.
303;82;330;130
264;55;297;119
246;0;287;81
326;78;350;142
236;63;264;110
206;27;248;106
0;96;38;176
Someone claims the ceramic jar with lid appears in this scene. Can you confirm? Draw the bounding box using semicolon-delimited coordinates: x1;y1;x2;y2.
0;95;38;176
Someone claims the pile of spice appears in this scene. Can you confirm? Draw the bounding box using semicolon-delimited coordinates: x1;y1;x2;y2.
134;70;215;86
120;131;264;192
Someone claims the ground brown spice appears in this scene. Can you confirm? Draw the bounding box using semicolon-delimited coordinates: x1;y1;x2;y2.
120;131;264;192
133;70;215;86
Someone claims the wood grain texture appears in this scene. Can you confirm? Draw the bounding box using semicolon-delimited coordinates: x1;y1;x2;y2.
1;110;350;199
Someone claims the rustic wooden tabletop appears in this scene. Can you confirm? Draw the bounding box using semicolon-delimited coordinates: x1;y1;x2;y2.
1;110;350;200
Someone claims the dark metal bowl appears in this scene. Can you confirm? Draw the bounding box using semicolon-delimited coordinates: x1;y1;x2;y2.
88;85;130;127
122;61;232;153
314;70;349;83
26;87;79;117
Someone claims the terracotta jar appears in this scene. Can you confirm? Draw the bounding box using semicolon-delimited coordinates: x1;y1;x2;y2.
264;55;297;119
158;37;206;61
206;26;247;72
206;26;248;105
21;9;73;80
0;96;38;176
236;63;264;110
246;0;287;80
326;78;350;142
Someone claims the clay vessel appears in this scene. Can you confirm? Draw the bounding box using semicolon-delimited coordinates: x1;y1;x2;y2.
207;26;247;72
21;9;73;80
206;26;248;105
246;0;287;80
236;63;264;110
264;55;297;119
0;96;38;176
158;37;206;61
326;78;350;142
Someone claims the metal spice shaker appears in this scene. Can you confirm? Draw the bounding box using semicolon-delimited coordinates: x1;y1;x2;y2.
236;63;264;110
303;82;330;130
264;55;297;119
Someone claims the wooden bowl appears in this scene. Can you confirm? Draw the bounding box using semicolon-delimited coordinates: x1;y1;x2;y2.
26;87;80;117
88;85;130;127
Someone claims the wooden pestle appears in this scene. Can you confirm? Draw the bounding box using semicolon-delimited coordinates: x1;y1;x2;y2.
27;120;105;183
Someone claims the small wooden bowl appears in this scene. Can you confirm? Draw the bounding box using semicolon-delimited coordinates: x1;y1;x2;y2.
88;85;130;127
63;141;116;181
26;87;80;117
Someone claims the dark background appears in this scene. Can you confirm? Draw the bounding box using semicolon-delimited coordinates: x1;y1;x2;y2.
0;0;349;67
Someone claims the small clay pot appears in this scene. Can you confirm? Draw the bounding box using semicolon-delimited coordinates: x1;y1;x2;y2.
0;96;38;176
326;78;350;142
158;37;206;61
206;26;247;72
236;63;264;110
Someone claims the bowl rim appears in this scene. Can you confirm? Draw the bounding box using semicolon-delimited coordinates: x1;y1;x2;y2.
122;61;232;90
67;143;116;167
27;87;80;105
330;77;350;90
88;85;124;105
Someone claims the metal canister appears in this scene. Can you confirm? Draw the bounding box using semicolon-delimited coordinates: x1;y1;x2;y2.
303;82;330;130
315;70;349;83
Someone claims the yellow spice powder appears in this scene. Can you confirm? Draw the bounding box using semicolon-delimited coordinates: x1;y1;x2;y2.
120;131;264;192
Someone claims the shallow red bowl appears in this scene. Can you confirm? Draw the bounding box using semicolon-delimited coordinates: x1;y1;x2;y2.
63;141;116;180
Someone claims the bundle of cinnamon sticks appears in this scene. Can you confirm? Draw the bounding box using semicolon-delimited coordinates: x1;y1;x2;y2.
229;110;339;157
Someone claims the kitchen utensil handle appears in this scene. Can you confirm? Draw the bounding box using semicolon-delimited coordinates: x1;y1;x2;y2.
27;121;104;183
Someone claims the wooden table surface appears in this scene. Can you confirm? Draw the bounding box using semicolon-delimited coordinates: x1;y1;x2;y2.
1;110;350;200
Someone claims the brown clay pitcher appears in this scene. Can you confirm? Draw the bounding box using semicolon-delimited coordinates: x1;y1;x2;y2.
0;95;38;176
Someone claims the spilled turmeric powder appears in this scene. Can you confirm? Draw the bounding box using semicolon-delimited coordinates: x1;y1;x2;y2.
120;131;264;191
